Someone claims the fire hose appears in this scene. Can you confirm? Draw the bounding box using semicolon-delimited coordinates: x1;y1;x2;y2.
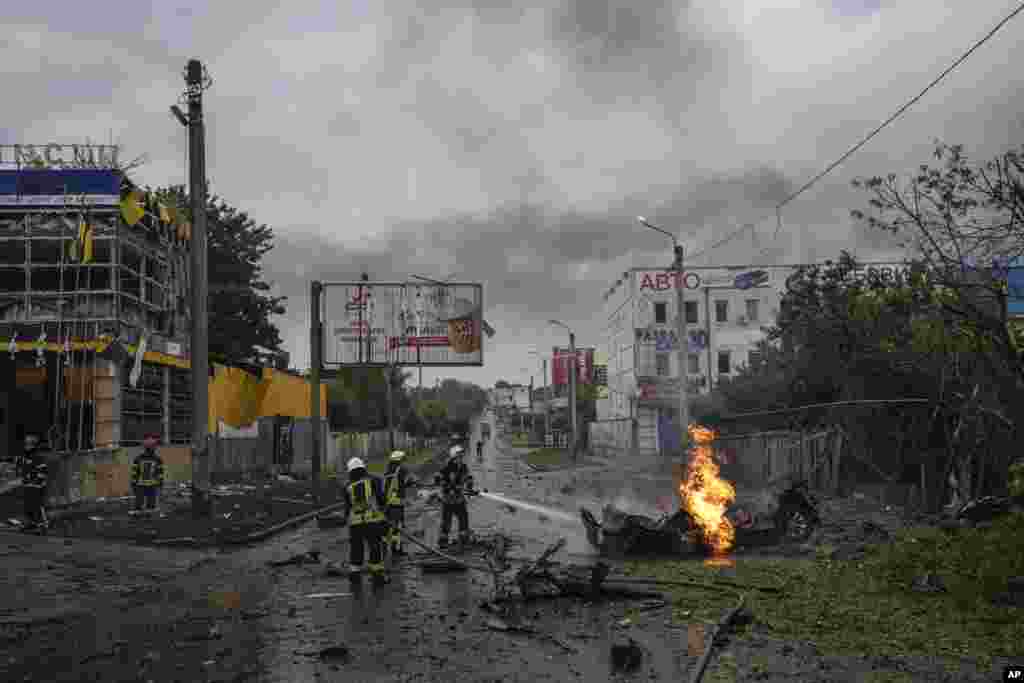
388;488;494;573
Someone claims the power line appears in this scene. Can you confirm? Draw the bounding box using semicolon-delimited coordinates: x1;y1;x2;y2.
688;1;1024;264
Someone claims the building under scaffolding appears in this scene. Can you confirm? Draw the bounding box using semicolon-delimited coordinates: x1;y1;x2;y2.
0;160;193;473
0;151;329;502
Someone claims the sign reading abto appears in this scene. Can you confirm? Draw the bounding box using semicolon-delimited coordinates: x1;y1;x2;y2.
636;271;702;291
323;281;483;367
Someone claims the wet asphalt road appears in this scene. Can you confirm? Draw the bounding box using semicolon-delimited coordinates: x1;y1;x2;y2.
3;413;697;682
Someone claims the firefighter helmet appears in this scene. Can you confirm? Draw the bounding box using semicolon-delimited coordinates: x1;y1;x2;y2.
347;457;366;473
389;450;406;462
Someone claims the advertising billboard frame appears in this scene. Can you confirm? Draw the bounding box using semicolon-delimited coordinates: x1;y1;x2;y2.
321;280;484;368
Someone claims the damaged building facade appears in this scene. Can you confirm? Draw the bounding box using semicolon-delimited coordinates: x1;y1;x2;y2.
0;147;326;504
595;265;790;457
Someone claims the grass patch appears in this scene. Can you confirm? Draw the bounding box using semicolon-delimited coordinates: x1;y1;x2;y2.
624;512;1024;667
524;447;572;469
364;447;434;475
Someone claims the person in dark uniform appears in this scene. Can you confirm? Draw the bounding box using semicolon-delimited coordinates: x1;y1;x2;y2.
342;457;389;583
434;445;476;549
18;434;49;532
131;434;165;514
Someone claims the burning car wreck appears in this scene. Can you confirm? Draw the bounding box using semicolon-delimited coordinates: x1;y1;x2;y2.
580;426;821;557
580;482;820;557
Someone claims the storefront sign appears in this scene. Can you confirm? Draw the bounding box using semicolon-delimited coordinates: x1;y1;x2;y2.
635;328;680;350
0;144;120;169
1008;256;1024;318
637;271;702;291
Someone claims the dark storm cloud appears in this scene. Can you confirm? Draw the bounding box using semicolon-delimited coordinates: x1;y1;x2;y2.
544;0;726;118
261;161;797;334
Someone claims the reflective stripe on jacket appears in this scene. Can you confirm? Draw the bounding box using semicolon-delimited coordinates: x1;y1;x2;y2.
348;478;385;525
384;468;404;507
131;454;165;487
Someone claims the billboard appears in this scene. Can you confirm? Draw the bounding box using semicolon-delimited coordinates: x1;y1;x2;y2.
552;347;594;385
1009;256;1024;318
0;168;121;207
323;281;483;367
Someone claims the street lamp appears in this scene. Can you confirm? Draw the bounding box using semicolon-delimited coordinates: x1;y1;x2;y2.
519;366;532;436
548;319;578;460
636;216;689;454
529;349;550;442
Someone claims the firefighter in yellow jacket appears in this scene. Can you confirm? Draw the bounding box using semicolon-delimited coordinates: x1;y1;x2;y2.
130;433;165;515
342;457;389;583
383;450;410;557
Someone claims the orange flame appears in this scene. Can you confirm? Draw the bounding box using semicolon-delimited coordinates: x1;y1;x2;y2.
679;425;736;558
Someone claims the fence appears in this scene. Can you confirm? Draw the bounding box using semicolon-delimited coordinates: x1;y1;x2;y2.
588;418;634;457
712;428;843;493
331;431;417;466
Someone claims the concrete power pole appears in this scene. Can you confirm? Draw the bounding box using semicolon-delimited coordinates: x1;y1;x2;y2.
543;358;550;439
186;59;211;518
569;332;578;460
310;281;322;505
674;244;689;453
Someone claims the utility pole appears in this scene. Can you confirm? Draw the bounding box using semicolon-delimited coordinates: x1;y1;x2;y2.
310;281;322;504
386;362;395;452
704;286;713;392
674;243;689;452
361;273;370;457
185;59;211;518
569;332;578;460
637;217;689;455
543;358;550;440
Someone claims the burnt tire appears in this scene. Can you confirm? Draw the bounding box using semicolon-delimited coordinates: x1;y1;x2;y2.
775;503;817;543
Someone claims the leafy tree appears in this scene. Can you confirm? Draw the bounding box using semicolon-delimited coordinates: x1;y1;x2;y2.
328;365;414;432
155;185;286;366
850;141;1024;391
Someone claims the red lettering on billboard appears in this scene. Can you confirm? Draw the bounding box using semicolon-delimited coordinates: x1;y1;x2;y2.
639;271;702;290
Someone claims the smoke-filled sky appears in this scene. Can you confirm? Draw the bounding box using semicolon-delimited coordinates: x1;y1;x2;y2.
5;1;1023;388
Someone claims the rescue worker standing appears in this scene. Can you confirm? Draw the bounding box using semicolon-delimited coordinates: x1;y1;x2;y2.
131;434;165;515
18;434;49;532
342;457;389;583
383;450;409;557
434;445;476;549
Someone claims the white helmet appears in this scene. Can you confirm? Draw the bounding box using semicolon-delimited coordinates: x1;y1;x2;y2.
389;450;406;462
347;457;366;473
449;445;464;459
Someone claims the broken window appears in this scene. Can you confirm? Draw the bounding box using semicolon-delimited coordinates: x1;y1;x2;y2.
717;350;731;374
169;367;192;444
715;300;728;323
687;353;700;374
685;301;698;324
654;302;667;324
122;362;164;445
745;299;759;322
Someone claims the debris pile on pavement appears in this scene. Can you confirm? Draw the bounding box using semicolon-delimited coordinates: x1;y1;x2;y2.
18;477;329;546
